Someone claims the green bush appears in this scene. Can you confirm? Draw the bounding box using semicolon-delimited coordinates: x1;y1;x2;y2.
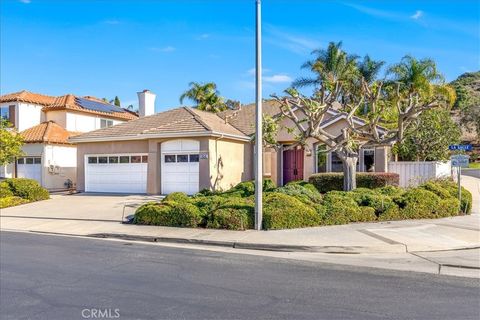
207;197;254;230
262;193;321;229
437;198;461;217
223;179;276;197
321;192;376;224
5;178;49;201
308;173;399;193
134;201;202;227
275;183;322;205
0;196;29;209
0;181;13;198
349;188;398;217
163;192;190;203
377;185;405;198
395;188;441;219
429;179;472;214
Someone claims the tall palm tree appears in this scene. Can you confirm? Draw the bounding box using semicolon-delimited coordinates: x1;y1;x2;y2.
357;55;385;84
179;82;226;112
292;41;359;91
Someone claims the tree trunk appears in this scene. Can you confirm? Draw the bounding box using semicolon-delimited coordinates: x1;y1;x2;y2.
342;156;358;191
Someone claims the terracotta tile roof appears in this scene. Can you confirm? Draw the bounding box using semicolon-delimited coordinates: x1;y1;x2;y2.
20;121;80;145
70;107;248;142
43;94;138;121
0;90;56;106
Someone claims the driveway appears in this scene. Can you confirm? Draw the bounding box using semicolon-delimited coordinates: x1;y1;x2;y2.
0;193;163;222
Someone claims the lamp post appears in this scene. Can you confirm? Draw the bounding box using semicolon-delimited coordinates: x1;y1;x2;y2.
254;0;263;230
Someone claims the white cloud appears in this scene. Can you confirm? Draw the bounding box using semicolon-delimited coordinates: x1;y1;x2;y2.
411;10;424;20
150;46;176;53
264;24;320;55
197;33;210;40
103;19;120;25
263;74;292;83
19;0;31;3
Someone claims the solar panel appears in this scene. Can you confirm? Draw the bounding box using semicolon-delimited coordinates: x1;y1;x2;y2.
75;97;126;114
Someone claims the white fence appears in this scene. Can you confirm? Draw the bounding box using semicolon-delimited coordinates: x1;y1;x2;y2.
388;161;452;187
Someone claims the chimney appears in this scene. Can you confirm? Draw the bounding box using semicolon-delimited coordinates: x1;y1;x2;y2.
137;89;156;117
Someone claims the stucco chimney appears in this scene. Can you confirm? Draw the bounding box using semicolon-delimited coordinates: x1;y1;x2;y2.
137;89;156;117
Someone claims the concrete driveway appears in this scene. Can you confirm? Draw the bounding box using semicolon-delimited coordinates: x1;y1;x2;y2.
0;193;163;222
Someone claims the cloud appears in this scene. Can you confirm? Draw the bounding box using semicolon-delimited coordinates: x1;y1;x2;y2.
196;33;210;40
103;19;120;25
264;24;320;55
150;46;176;53
263;74;292;83
19;0;31;3
343;3;402;20
411;10;424;20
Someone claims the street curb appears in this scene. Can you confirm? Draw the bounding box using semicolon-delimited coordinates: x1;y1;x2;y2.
87;232;408;254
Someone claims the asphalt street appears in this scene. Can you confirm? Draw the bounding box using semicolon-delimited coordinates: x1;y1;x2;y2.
1;231;479;320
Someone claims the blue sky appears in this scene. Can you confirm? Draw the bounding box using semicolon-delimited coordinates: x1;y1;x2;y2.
1;0;479;112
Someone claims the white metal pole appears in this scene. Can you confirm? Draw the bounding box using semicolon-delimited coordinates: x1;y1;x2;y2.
254;0;263;230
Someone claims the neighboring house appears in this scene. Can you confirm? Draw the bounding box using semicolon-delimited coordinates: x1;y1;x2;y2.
0;90;139;190
70;100;389;195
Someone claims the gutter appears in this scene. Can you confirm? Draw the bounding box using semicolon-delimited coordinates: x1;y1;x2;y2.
69;131;252;144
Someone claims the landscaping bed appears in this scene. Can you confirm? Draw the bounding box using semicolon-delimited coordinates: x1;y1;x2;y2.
0;178;50;209
133;177;472;230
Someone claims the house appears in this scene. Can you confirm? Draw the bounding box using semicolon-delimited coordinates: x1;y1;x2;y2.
0;90;139;190
70;98;389;195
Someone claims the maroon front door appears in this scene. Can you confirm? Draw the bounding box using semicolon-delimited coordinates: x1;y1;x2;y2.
283;148;304;185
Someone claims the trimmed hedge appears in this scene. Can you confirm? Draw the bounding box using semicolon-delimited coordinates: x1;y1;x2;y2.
222;179;276;197
0;181;14;198
163;192;190;203
309;173;399;193
262;193;321;229
0;196;29;209
275;183;322;205
207;197;254;230
133;201;202;227
4;178;49;201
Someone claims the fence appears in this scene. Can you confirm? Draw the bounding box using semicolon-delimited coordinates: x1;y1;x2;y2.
387;161;451;187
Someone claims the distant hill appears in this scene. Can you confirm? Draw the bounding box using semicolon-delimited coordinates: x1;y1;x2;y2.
450;71;480;143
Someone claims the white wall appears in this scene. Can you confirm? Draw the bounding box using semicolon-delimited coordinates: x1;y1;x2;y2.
0;163;14;178
43;144;77;190
388;161;452;187
45;110;67;128
17;103;43;131
65;111;124;132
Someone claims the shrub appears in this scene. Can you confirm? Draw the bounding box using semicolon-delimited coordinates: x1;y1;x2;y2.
275;183;322;205
430;179;472;214
395;188;440;219
437;198;461;217
321;192;375;224
224;179;276;197
349;188;398;217
5;178;49;201
377;185;405;198
0;196;29;209
134;201;202;227
309;173;399;193
0;181;13;198
420;182;452;199
262;193;321;229
163;192;190;203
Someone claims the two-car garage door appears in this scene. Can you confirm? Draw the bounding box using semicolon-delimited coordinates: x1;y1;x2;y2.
85;154;148;193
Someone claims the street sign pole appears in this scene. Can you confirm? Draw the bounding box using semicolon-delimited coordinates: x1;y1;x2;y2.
458;166;462;214
254;0;263;230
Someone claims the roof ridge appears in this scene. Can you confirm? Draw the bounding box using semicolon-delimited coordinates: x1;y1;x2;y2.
183;107;212;131
42;121;53;143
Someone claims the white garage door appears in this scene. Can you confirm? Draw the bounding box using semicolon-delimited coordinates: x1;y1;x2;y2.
85;154;148;193
17;157;42;184
161;140;200;195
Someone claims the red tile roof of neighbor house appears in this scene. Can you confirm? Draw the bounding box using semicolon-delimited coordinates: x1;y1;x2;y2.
20;121;81;145
0;90;138;121
70;107;249;142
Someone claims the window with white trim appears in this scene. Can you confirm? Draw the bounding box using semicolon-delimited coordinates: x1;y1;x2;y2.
100;119;114;128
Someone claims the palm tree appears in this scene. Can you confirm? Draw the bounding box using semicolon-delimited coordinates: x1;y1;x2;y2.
357;55;385;84
292;41;359;91
179;82;226;112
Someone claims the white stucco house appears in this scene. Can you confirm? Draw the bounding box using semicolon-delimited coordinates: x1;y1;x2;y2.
0;90;145;190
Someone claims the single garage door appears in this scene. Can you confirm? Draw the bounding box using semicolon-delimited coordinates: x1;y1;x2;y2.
17;157;42;184
85;154;148;193
161;140;200;195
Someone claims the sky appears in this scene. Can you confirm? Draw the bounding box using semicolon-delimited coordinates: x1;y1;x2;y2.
1;0;479;112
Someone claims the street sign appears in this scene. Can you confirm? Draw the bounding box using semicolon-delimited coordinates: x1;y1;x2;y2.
450;154;469;167
449;144;473;151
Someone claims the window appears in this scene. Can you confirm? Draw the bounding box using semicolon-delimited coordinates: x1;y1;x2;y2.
119;156;130;163
0;107;9;121
363;149;375;172
100;119;114;128
131;156;141;163
330;153;343;172
316;145;327;173
164;155;176;163
98;156;108;164
177;155;188;162
141;156;148;163
34;158;41;164
26;158;34;164
88;157;98;164
189;154;199;162
108;156;119;164
17;158;24;164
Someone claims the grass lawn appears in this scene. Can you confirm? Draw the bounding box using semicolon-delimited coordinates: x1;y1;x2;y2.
468;162;480;169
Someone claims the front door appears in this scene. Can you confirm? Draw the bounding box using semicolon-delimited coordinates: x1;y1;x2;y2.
282;148;304;185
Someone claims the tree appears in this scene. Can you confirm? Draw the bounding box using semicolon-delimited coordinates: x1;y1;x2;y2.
269;43;454;191
450;71;480;139
179;82;227;112
0;119;24;166
395;109;461;161
113;96;121;107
